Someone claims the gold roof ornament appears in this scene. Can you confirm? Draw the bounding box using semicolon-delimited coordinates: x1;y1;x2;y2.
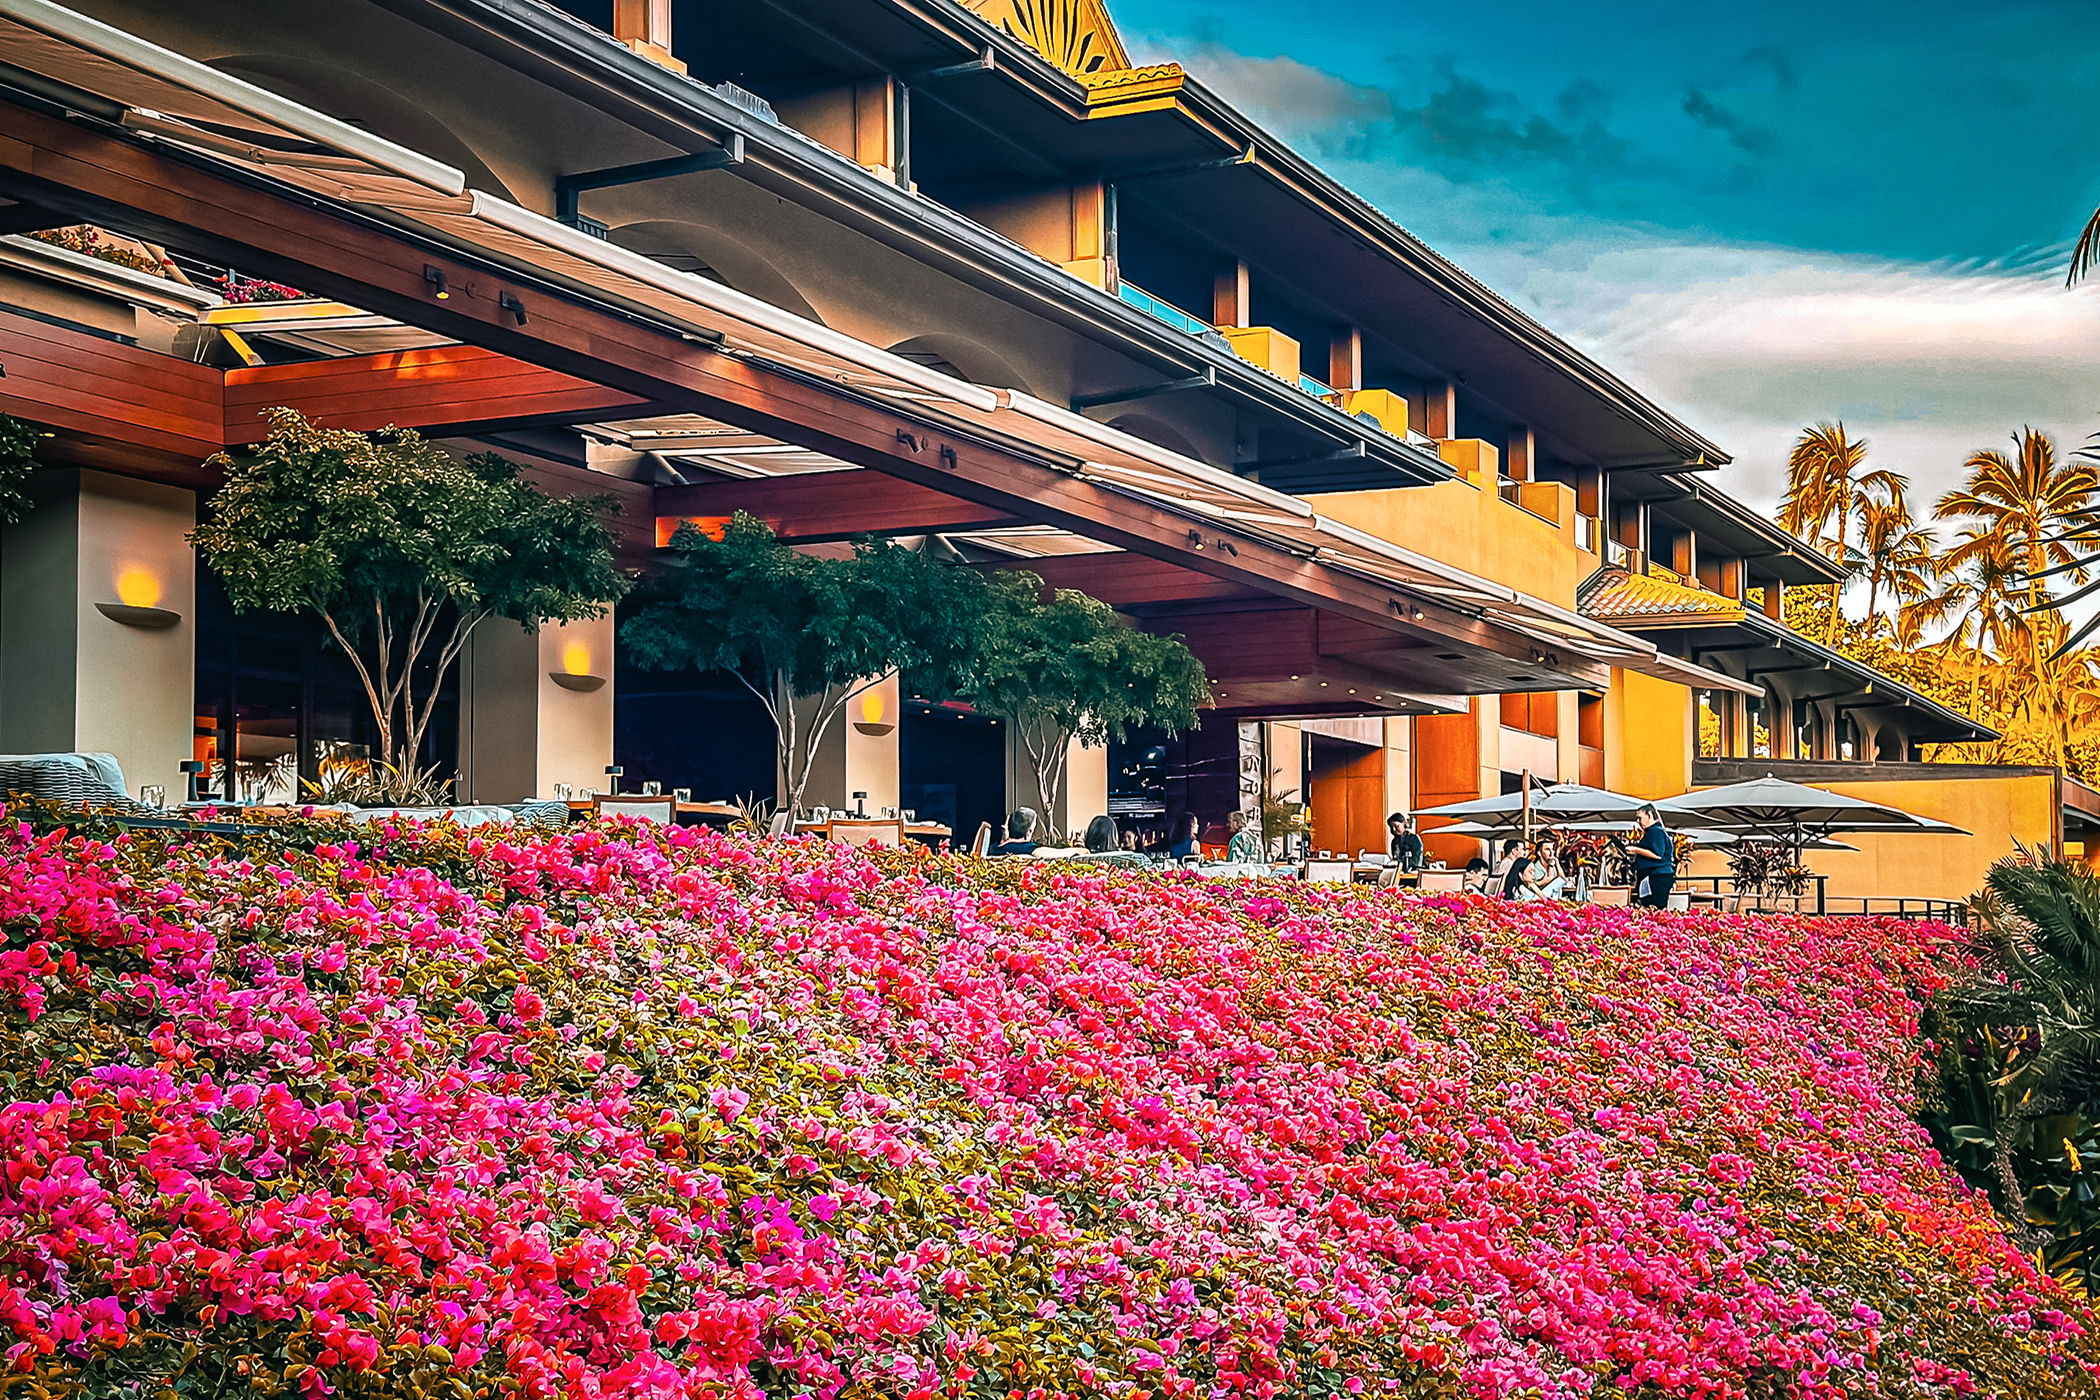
961;0;1130;76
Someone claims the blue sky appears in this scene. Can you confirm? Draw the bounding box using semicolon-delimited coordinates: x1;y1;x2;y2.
1115;0;2100;516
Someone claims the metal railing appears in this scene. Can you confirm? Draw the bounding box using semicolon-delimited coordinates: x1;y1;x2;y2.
1116;280;1211;337
1667;873;1971;926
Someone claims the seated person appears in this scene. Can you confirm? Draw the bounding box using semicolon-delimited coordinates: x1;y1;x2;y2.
1083;814;1121;853
1461;857;1492;893
1161;810;1202;862
991;808;1040;856
1499;840;1536;899
1225;810;1264;863
1529;840;1569;901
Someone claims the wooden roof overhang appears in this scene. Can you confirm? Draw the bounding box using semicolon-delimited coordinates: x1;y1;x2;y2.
0;25;1637;698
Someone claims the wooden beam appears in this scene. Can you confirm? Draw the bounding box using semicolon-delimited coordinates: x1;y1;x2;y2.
0;101;1605;693
0;306;219;465
224;344;648;443
655;470;1015;542
1009;552;1264;609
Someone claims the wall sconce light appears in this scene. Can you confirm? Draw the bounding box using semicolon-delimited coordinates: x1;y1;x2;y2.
550;639;606;691
96;566;179;628
499;291;528;325
853;689;895;736
424;265;450;300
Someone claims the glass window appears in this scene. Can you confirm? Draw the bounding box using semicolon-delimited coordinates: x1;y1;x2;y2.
1696;690;1722;759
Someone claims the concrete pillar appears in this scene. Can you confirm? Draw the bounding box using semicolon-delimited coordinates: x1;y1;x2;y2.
0;468;196;798
1382;714;1412;815
1213;258;1250;328
1327;328;1362;393
797;673;901;818
458;614;615;802
775;80;899;183
1505;426;1536;482
1065;734;1108;834
1422;380;1457;439
612;0;684;71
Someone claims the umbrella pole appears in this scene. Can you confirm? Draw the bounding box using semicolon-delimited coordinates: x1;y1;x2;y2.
1522;769;1533;845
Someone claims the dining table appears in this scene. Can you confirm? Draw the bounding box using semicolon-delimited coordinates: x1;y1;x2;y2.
795;819;954;843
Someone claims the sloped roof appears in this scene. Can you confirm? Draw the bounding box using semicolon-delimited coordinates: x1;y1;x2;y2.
1579;568;1746;626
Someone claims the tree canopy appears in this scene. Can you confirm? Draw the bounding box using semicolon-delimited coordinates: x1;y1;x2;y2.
621;513;988;816
191;407;627;798
0;414;39;525
960;572;1210;831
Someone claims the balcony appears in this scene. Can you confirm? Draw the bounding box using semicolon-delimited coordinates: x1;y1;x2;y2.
1116;280;1213;339
1115;279;1348;412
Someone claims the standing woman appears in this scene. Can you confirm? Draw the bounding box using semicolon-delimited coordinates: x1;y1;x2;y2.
1628;803;1677;908
1387;813;1425;871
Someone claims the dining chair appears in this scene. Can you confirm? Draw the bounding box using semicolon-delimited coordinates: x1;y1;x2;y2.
591;793;678;823
970;821;994;857
829;818;904;848
1415;870;1467;893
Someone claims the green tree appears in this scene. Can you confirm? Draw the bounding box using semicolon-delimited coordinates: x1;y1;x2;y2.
191;408;627;799
1901;527;2024;712
1779;422;1896;568
621;514;987;817
0;413;41;524
1851;475;1936;630
1926;852;2100;1284
1938;427;2098;613
959;572;1210;835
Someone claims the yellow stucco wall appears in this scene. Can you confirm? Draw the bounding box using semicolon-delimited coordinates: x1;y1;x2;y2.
1752;773;2058;902
1603;667;1692;800
1304;440;1593;605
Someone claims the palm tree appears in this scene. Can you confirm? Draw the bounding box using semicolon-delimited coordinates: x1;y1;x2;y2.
1851;477;1936;629
1900;527;2023;712
1779;422;1870;563
1937;427;2099;611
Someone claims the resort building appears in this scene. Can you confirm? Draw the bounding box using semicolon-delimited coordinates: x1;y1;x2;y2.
0;0;2073;899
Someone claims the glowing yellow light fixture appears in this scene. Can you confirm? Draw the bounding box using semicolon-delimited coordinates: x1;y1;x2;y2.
96;566;179;628
116;567;161;608
854;688;895;737
549;639;606;692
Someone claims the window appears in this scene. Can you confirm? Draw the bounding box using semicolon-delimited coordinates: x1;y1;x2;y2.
1696;690;1723;759
1746;692;1771;759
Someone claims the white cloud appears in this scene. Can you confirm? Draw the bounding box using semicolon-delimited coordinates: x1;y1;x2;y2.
1516;245;2100;518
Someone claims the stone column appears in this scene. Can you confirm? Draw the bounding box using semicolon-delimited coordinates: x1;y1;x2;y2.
457;614;615;802
0;468;196;798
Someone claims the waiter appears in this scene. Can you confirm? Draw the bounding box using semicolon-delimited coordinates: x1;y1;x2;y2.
1387;812;1425;871
1629;803;1676;909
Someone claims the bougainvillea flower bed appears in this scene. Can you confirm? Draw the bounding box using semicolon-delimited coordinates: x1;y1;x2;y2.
1;814;2094;1398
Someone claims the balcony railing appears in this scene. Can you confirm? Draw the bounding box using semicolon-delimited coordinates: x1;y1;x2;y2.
1116;279;1353;411
1116;280;1212;338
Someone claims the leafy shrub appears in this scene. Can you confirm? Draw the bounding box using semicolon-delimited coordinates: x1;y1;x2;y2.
0;811;2094;1397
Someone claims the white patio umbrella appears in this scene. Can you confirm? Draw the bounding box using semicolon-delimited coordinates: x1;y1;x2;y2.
1435;818;1858;851
1414;782;1652;826
1654;775;1965;860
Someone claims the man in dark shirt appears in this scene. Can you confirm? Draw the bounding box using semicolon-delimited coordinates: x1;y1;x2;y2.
1629;803;1676;908
1387;812;1425;872
992;808;1039;856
